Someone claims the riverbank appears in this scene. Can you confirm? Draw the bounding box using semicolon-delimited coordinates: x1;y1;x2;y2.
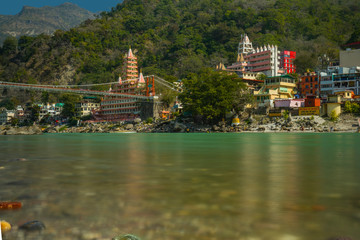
1;114;359;135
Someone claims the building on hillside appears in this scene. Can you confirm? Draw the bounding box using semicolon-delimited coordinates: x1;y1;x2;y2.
319;66;360;98
340;41;360;67
280;50;296;74
304;95;321;107
222;34;296;77
38;103;63;120
244;44;282;77
75;100;100;117
321;95;342;117
226;53;248;73
0;108;15;124
237;72;264;92
274;99;305;108
95;48;158;122
253;75;297;107
298;71;320;97
334;90;354;101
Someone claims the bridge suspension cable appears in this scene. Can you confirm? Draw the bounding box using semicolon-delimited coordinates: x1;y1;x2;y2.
153;76;182;93
0;75;181;97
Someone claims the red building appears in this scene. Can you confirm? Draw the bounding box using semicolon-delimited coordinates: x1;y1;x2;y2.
280;51;296;74
299;72;320;97
305;95;321;107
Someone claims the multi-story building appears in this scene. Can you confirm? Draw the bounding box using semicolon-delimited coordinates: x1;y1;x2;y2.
319;66;360;98
298;72;320;97
75;101;100;117
280;50;296;74
226;34;296;77
38;103;63;120
253;75;297;106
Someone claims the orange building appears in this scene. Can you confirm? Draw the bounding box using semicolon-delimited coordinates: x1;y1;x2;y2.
304;95;321;107
299;72;320;97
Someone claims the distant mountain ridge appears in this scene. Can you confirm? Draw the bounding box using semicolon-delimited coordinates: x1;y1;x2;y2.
0;2;95;44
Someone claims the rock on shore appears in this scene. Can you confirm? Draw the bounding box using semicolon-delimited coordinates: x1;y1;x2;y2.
1;114;358;135
0;125;42;135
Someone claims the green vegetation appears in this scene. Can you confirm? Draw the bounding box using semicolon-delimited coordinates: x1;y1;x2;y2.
343;101;360;114
330;110;339;122
179;68;250;122
0;0;358;89
282;110;289;120
59;94;81;118
146;117;153;124
0;97;19;110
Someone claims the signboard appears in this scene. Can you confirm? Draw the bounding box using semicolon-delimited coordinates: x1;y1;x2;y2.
299;107;320;116
269;112;282;117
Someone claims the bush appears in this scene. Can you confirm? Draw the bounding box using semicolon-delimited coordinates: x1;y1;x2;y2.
282;110;289;120
172;112;180;118
330;110;339;122
343;101;360;114
146;117;153;124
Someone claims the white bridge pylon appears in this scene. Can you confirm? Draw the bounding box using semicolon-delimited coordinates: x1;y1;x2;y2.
0;75;181;99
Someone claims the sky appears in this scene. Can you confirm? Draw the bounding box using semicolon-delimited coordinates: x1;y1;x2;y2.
1;0;123;15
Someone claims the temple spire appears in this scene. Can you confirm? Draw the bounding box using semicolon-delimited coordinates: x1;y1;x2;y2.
139;71;145;84
123;47;138;80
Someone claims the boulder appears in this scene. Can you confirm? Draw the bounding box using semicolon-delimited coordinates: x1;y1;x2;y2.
173;122;186;132
134;118;142;124
124;124;134;130
3;126;42;135
212;125;220;131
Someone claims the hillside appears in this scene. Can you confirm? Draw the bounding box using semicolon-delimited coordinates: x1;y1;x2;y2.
0;0;359;87
0;2;95;44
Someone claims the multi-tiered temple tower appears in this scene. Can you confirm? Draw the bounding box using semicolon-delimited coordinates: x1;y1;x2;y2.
96;48;155;121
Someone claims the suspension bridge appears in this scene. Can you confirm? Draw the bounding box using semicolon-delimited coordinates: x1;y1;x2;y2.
0;75;181;99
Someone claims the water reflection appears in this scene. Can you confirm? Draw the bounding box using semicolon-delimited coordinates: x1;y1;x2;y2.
0;133;360;240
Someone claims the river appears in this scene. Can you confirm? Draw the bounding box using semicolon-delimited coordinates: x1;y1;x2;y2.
0;133;360;240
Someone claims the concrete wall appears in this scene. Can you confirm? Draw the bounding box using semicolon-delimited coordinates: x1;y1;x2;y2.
340;49;360;67
326;103;341;117
140;98;161;120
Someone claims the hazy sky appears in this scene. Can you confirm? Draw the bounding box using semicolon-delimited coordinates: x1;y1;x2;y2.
1;0;123;15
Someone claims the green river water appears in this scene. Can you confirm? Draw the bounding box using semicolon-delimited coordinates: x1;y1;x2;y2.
0;133;360;240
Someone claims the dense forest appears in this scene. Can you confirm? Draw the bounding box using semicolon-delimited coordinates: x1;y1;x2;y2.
0;0;359;86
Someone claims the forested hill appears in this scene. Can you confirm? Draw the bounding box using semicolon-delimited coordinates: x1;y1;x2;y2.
0;0;359;86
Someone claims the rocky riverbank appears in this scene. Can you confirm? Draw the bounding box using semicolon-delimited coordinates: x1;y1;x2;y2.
0;125;42;135
1;114;359;135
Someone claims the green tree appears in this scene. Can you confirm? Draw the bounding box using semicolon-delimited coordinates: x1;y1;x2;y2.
60;94;81;118
1;36;17;55
28;105;40;123
0;97;19;110
179;68;248;122
343;101;360;114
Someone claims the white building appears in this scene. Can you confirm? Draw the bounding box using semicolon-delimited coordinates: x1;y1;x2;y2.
0;108;15;124
229;33;294;77
38;103;63;120
75;101;100;117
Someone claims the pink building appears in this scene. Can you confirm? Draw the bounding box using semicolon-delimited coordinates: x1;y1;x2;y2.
226;34;296;77
274;99;305;108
